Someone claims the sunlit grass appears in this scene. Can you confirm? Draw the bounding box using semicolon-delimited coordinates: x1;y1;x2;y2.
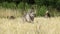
0;17;60;34
0;8;60;34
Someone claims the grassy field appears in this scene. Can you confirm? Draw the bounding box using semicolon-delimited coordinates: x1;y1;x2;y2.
0;8;22;18
0;17;60;34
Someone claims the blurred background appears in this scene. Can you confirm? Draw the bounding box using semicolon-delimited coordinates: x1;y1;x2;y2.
0;0;60;18
0;0;60;34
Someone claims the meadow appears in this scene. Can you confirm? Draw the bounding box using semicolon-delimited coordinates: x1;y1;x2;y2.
0;0;60;34
0;17;60;34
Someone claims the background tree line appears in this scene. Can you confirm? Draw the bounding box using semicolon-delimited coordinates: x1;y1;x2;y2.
0;0;60;17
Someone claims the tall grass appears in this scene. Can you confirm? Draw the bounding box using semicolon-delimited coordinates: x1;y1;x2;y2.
0;2;60;17
0;17;60;34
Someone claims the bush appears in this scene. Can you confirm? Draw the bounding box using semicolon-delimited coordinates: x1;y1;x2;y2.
25;3;30;11
18;2;25;9
36;5;47;16
1;2;16;9
18;2;31;15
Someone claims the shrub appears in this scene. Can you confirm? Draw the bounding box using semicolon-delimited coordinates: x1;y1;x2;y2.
25;3;30;11
1;2;16;9
36;5;47;16
18;2;25;9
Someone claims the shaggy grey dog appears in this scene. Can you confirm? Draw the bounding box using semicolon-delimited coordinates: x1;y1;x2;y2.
24;8;36;22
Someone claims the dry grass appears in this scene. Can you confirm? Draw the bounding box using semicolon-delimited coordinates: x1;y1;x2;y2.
0;8;60;34
0;17;60;34
0;8;21;17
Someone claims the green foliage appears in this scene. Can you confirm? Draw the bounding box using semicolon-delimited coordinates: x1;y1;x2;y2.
35;0;45;5
18;2;25;9
25;3;30;10
36;5;47;16
0;0;60;17
56;0;60;7
18;2;30;10
0;2;16;9
18;2;30;14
